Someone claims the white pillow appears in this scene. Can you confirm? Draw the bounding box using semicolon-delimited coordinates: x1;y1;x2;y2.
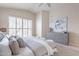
0;36;12;56
0;32;5;41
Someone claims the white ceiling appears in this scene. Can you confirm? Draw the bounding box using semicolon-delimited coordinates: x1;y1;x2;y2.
0;3;51;13
0;3;79;13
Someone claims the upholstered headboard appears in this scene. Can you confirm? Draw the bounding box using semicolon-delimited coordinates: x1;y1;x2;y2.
0;28;6;32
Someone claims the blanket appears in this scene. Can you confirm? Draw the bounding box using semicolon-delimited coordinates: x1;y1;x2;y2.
23;37;57;56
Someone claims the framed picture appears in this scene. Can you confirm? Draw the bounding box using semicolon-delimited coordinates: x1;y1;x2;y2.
49;16;68;32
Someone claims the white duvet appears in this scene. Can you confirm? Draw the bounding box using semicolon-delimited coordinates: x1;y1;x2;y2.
22;37;57;56
17;47;34;56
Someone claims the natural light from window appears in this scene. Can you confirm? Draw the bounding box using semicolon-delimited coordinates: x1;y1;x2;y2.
8;16;32;37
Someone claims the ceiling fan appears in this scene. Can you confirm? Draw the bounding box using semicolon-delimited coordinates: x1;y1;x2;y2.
38;3;51;8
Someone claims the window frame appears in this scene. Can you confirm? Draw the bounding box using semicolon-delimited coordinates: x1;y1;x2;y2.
8;16;32;37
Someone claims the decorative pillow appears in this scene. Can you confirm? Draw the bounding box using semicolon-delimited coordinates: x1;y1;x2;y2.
8;36;16;41
9;37;19;55
0;36;11;56
0;32;5;41
16;37;26;48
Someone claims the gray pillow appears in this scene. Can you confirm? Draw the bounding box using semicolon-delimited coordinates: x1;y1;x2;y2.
9;37;20;55
16;37;26;48
0;32;5;41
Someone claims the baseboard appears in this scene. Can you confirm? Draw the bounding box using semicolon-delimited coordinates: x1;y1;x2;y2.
69;43;79;48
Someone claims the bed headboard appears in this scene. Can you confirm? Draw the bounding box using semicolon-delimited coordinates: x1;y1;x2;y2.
0;28;6;32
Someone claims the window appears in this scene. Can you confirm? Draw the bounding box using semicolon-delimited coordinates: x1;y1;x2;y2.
8;16;32;37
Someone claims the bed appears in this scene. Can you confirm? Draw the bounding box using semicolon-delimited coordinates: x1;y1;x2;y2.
21;37;57;56
0;32;57;56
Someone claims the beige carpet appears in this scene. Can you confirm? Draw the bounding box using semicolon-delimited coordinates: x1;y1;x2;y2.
54;43;79;56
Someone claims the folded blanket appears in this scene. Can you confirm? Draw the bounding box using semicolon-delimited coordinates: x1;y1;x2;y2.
32;38;55;56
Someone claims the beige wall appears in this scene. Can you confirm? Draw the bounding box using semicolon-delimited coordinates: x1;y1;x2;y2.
42;11;49;37
49;4;79;47
36;11;49;37
0;7;36;36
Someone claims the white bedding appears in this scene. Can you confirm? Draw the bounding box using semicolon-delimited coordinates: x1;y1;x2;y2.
22;37;57;56
17;47;34;56
0;35;57;56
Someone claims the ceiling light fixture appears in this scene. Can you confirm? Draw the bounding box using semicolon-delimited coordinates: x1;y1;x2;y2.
39;3;51;8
